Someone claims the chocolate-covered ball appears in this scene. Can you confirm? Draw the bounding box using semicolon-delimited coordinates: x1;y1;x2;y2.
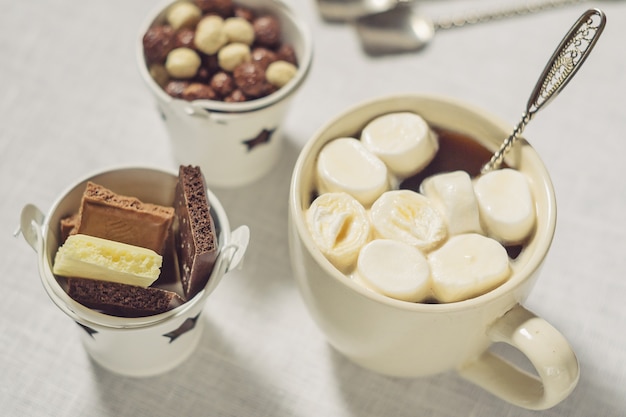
276;44;297;66
253;15;281;48
251;47;277;70
233;62;270;98
194;0;233;17
234;6;255;22
182;82;218;100
224;89;247;102
165;80;190;98
210;71;235;97
143;25;176;64
175;27;195;48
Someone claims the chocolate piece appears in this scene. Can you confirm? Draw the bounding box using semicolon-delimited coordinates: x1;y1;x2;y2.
194;0;233;17
252;15;281;48
182;82;218;100
60;213;79;243
66;278;183;318
233;62;271;98
175;166;218;299
251;47;277;70
76;182;174;255
210;71;235;97
143;25;177;64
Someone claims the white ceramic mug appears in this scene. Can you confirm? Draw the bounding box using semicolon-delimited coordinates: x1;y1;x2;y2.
137;0;313;188
19;167;249;377
288;95;578;410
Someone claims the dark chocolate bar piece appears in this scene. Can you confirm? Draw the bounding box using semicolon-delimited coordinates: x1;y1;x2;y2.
76;182;174;254
66;278;184;318
174;166;218;300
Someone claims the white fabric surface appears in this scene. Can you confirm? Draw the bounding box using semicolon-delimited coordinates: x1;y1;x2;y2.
1;0;625;415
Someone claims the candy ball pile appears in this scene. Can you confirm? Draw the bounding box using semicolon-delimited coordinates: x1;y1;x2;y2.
143;0;299;102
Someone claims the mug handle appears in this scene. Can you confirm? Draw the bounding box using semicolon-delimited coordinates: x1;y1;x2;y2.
458;304;579;410
18;204;45;252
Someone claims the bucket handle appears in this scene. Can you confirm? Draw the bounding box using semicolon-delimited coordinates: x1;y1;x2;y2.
16;204;45;252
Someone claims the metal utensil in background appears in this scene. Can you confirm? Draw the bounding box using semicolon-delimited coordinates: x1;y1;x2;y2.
481;8;606;173
316;0;402;22
354;0;589;55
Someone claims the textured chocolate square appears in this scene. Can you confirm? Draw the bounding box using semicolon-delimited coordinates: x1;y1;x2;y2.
76;182;174;255
174;166;218;300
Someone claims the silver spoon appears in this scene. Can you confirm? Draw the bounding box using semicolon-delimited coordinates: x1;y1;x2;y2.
355;0;591;55
481;8;606;173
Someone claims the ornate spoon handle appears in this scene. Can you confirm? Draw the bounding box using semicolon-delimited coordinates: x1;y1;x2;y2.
481;8;606;174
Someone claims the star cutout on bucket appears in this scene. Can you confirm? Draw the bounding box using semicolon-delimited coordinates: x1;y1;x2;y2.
163;313;200;343
76;322;98;339
243;128;275;151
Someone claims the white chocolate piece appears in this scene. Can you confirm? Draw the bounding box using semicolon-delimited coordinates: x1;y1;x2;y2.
223;17;255;45
420;170;483;236
165;47;201;79
166;1;202;30
370;190;447;252
428;233;510;303
52;234;162;288
194;15;227;55
266;60;297;88
306;192;371;273
361;112;439;177
474;168;536;244
316;137;389;207
218;42;251;72
356;239;431;302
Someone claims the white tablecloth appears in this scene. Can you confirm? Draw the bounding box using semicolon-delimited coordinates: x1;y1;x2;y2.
2;0;625;415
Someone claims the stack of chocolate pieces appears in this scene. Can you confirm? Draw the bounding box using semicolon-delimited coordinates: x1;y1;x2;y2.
55;166;219;317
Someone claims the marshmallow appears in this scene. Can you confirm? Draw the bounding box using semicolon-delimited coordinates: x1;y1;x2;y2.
306;192;371;272
370;190;447;252
316;137;389;207
474;168;536;244
356;239;431;302
420;170;483;236
361;112;439;177
428;233;510;303
165;47;201;79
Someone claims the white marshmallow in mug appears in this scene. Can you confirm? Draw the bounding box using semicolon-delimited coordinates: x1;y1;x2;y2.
474;168;536;244
360;112;439;177
316;137;389;207
420;170;483;236
355;239;431;303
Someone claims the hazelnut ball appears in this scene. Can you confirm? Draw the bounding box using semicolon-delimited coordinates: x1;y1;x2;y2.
252;15;281;48
194;15;227;55
166;1;202;30
276;44;297;66
210;71;235;97
182;82;218;100
233;62;270;98
266;60;297;88
143;25;176;64
224;89;247;102
218;42;251;72
165;47;202;79
194;0;233;17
